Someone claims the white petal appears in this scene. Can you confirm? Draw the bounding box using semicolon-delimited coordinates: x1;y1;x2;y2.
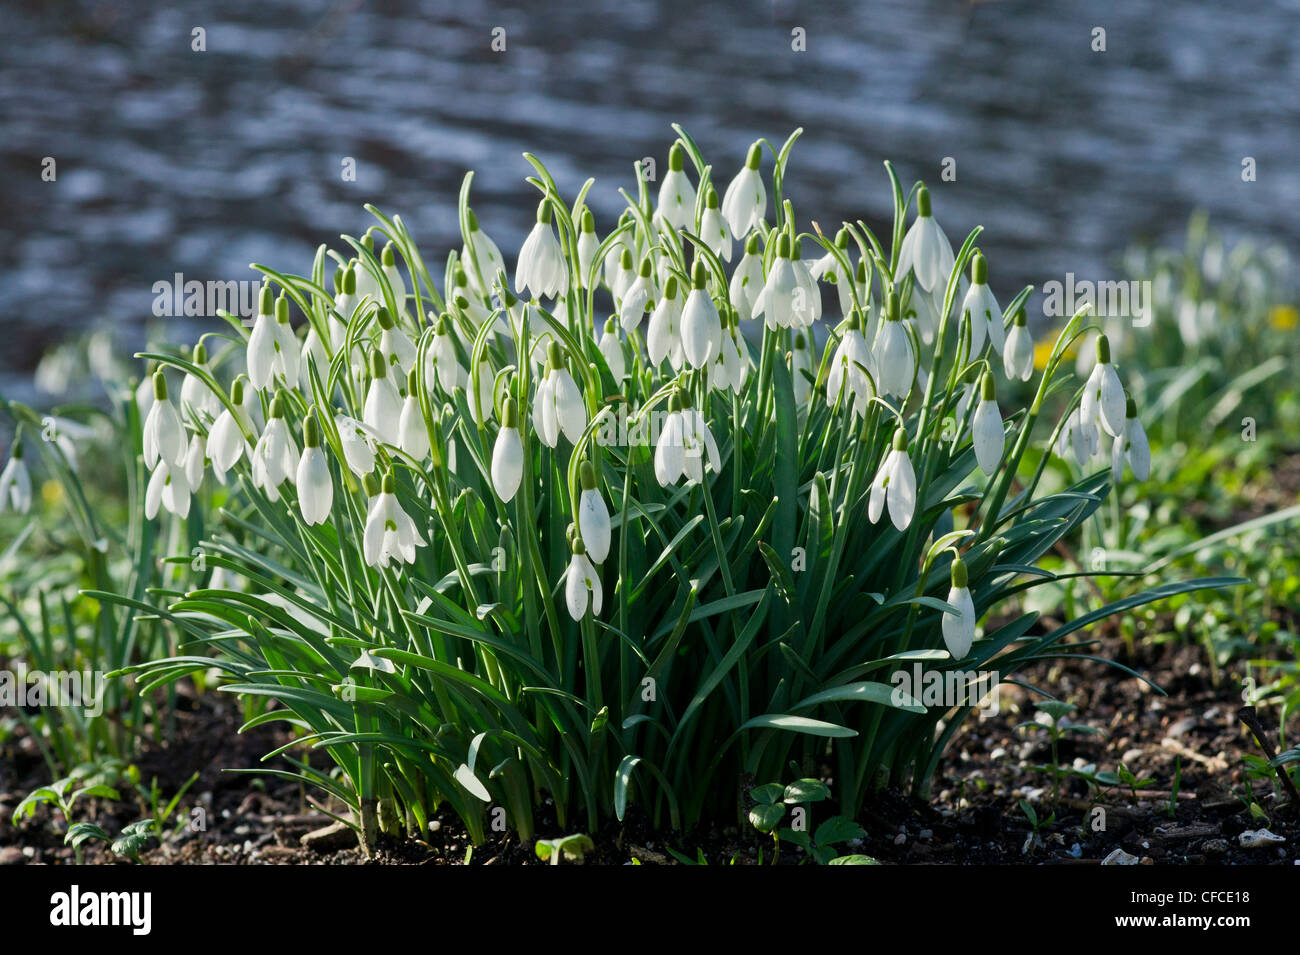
492;427;524;502
579;488;611;563
971;399;1004;475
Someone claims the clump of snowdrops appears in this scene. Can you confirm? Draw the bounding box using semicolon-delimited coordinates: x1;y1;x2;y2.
105;127;1235;847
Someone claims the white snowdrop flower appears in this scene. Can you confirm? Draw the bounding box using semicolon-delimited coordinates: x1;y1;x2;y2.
1080;334;1126;438
700;186;733;263
135;372;156;421
710;308;748;394
363;471;426;568
515;201;568;300
0;438;32;515
353;237;384;306
380;243;408;319
1003;309;1034;382
610;247;636;305
40;416;94;474
142;371;187;470
959;254;1004;356
303;324;330;378
250;393;298;503
729;233;765;318
296;412;333;526
1111;395;1151;482
461;210;506;299
868;429;918;532
598;319;627;381
827;310;875;418
619;258;655;333
940;558;977;659
753;235;798;328
376;306;417;381
970;373;1004;476
674;392;723;485
896;186;955;295
564;539;603;621
247;289;299;392
681;261;722;369
397;369;430;462
208;376;252;482
577;460;611;564
813;229;860;318
364;348;403;447
336;413;378;477
647;275;685;371
792;332;814;408
426;314;465;396
449;266;497;334
654;397;686;487
721;142;766;238
657;143;697;232
181;342;223;422
790;240;822;327
872;294;917;399
576;209;601;289
272;293;302;389
1056;407;1100;468
952;367;981;428
184;433;206;493
332;265;358;334
491;398;525;503
532;342;587;448
145;459;190;520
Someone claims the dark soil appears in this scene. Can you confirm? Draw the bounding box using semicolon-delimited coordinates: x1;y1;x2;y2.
2;628;1296;866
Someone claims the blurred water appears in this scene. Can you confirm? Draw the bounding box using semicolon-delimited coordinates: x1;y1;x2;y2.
2;0;1299;398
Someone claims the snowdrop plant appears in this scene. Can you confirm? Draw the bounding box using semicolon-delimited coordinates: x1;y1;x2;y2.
110;126;1235;849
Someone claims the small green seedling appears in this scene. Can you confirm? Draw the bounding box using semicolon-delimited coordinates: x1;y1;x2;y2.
534;833;594;865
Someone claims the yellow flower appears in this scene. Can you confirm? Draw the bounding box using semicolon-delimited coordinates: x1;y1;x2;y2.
1268;305;1298;331
41;480;63;507
1033;336;1077;371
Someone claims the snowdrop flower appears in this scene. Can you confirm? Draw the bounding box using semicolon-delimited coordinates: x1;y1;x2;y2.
790;240;822;327
427;315;464;396
577;460;611;563
970;373;1004;475
700;187;733;263
380;243;408;319
1111;395;1150;482
515;201;567;300
462;209;506;298
610;248;636;304
469;357;495;425
145;459;189;519
868;428;917;531
657;143;696;232
533;342;586;448
813;229;860;318
0;438;32;514
364;348;403;447
450;266;496;333
753;235;798;328
363;471;426;568
682;261;722;369
792;333;814;408
1003;309;1034;382
564;539;602;621
250;393;298;502
896;186;954;295
353;236;384;307
576;209;601;289
827;310;875;418
872;294;917;399
181;342;223;422
1080;334;1126;438
1056;406;1100;468
143;370;187;470
940;557;977;659
654;391;721;486
296;412;333;525
721;142;766;238
397;369;430;461
958;254;1004;357
598;319;627;381
184;433;206;492
336;413;378;477
647;276;685;371
729;234;765;318
711;308;748;394
208;376;253;482
906;286;940;347
619;258;655;333
376;306;417;381
491;398;525;503
247;289;299;392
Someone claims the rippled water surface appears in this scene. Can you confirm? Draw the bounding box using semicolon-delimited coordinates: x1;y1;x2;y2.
3;0;1299;393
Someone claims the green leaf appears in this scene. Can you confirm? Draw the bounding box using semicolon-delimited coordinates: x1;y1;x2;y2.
748;803;785;833
783;779;831;804
750;783;785;806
